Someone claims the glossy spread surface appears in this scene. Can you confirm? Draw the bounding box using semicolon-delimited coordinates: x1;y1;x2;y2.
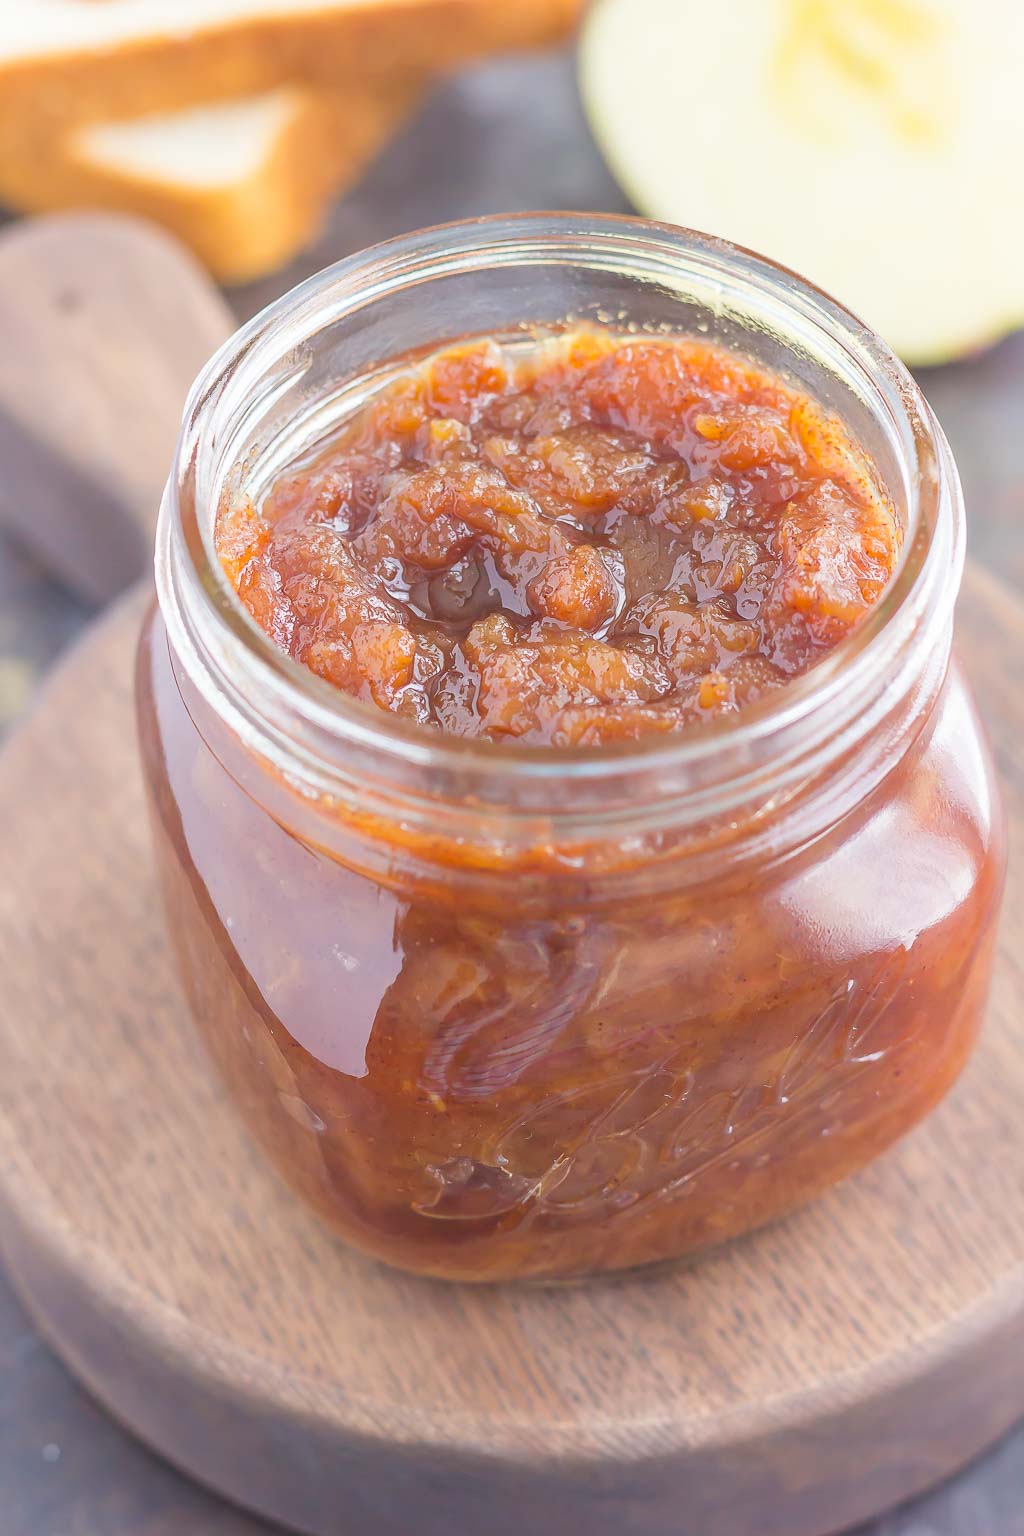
216;332;901;745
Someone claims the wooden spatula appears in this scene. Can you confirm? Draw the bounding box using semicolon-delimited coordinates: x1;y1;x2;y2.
0;212;235;604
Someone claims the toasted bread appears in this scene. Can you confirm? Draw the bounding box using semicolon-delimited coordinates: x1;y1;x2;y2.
0;0;582;165
0;84;418;282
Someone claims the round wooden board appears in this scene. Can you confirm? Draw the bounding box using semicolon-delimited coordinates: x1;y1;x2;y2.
0;571;1021;1536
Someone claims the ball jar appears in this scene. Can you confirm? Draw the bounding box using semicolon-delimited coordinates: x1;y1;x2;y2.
137;214;1006;1282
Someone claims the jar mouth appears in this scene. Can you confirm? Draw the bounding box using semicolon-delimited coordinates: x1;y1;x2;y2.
159;211;961;814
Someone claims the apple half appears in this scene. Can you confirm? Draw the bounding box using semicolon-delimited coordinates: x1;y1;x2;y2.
579;0;1024;364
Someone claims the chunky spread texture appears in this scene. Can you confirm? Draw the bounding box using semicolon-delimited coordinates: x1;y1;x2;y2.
217;330;901;745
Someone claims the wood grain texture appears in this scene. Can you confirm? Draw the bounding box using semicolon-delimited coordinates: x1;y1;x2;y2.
0;564;1019;1536
0;213;233;604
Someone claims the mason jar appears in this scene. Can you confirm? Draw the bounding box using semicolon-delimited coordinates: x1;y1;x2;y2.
137;213;1006;1283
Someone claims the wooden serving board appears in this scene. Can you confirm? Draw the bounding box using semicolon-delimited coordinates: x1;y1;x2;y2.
0;568;1021;1536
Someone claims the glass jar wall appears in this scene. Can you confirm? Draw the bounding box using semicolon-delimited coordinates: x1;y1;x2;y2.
138;215;1006;1282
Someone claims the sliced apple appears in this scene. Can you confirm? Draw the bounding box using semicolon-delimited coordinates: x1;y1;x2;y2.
579;0;1024;363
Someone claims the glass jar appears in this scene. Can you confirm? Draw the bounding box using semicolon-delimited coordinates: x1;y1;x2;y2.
138;213;1006;1283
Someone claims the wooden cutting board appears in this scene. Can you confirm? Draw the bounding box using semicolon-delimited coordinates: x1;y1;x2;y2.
0;564;1020;1536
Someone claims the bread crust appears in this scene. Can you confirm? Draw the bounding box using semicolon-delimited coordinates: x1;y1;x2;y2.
0;85;420;282
0;0;582;160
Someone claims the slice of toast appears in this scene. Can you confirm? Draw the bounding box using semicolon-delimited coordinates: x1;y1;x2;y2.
0;0;582;164
0;85;418;282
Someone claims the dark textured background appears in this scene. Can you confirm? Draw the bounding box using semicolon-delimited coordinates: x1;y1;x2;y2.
2;50;1023;1536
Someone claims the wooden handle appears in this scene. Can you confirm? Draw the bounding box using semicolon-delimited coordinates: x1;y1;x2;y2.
0;213;234;604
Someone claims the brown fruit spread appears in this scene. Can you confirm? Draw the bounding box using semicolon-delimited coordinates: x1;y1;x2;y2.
216;331;901;743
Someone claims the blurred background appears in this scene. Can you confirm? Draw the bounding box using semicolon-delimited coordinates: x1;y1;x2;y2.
0;2;1021;1533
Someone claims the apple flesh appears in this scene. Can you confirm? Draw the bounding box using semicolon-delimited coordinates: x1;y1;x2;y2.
579;0;1024;364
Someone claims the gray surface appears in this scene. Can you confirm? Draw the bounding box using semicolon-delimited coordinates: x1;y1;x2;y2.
1;47;1023;1536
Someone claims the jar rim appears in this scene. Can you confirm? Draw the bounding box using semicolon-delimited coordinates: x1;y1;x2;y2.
158;210;962;822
